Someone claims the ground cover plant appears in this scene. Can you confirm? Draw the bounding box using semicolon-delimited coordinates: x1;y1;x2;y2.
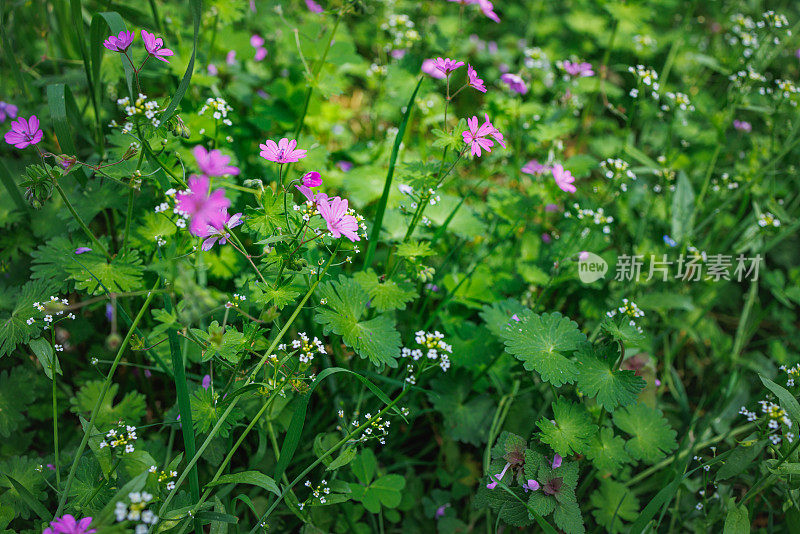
1;0;799;532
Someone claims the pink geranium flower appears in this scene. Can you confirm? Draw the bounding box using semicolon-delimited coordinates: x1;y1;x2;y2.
432;57;465;76
305;0;324;13
102;30;134;52
250;34;265;48
175;175;231;236
43;515;96;534
198;211;243;251
301;171;323;187
226;50;237;65
193;145;240;176
563;61;594;77
551;164;576;193
259;138;307;164
500;73;528;94
522;159;550;175
4;115;43;149
422;59;447;80
462;115;501;158
141;30;174;63
254;47;267;61
0;101;18;122
318;196;360;241
449;0;500;23
467;64;486;93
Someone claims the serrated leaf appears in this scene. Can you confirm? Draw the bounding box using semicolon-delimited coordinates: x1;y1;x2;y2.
353;270;416;312
395;240;434;259
0;368;38;438
537;399;597;457
723;499;750;534
69;381;147;429
613;403;677;463
429;370;495;445
500;311;586;386
252;282;300;310
589;479;639;533
576;341;645;410
480;299;527;338
314;275;400;367
0;279;54;358
69;250;144;294
585;427;631;472
553;500;585;534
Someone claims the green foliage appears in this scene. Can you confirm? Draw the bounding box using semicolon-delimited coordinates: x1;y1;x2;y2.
70;381;147;429
429;370;494;445
353;269;416;312
537;399;597;457
612;403;678;463
576;341;645;410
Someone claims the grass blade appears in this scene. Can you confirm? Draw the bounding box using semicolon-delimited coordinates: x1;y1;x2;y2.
159;0;201;124
46;83;89;186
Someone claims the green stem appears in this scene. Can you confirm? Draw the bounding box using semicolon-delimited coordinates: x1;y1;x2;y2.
51;329;61;490
55;280;160;517
122;188;134;259
53;181;111;260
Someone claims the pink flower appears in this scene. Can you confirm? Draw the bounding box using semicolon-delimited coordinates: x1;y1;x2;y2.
562;61;594;77
318;196;360;241
467;64;486;93
5;115;43;149
0;101;18;123
202;374;212;389
432;57;465;76
482;113;505;148
551;454;563;468
193;145;240;176
207;63;218;76
462;116;494;158
337;160;353;172
486;462;511;489
250;34;265;48
295;184;327;203
578;251;589;261
198;211;243;251
302;171;322;187
422;59;446;80
102;30;134;52
255;47;267;61
551;164;576;193
435;503;450;519
522;479;540;492
545;203;560;212
75;247;92;254
522;159;550;175
43;515;96;534
141;30;174;63
259;138;307;164
226;50;237;65
306;0;324;13
500;73;528;94
175;175;231;236
449;0;500;23
733;120;752;132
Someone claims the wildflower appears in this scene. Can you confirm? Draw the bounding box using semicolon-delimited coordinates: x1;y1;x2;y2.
462;115;494;157
250;34;264;48
432;57;465;76
486;462;511;489
733;120;752;132
305;0;324;13
521;159;550;175
522;479;540;492
0;101;18;122
500;73;528;95
421;59;447;80
551;454;562;468
467;64;487;92
198;211;244;251
482;114;505;148
551;164;576;193
337;160;353;172
450;0;500;23
318;196;361;241
226;50;237;65
207;64;218;76
193;145;240;176
141;30;174;63
75;247;92;254
175;175;231;236
103;30;134;52
562;60;594;77
301;171;323;187
255;47;267;61
5;115;43;149
663;235;677;247
259;138;307;164
202;375;211;389
43;515;96;534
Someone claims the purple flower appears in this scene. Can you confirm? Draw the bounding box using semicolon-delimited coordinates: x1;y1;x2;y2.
202;374;212;389
432;57;465;76
175;175;231;236
43;515;96;534
199;211;244;251
449;0;500;23
144;369;152;378
435;503;450;519
551;164;576;193
259;138;307;164
562;60;594;77
250;34;265;48
5;115;43;149
302;171;323;187
551;454;563;469
467;64;487;93
486;462;511;489
422;59;447;80
511;314;521;322
207;63;218;76
141;30;174;63
545;203;560;212
255;47;268;61
226;50;237;65
336;160;353;172
578;251;589;261
522;479;540;492
0;101;18;123
318;196;360;242
541;233;552;243
306;0;324;13
733;120;752;133
193;145;240;177
102;30;134;52
522;159;550;175
500;73;528;95
75;247;92;254
463;115;499;158
47;463;56;471
105;303;114;321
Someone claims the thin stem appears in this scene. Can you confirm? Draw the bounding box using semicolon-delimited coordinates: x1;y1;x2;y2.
122;188;134;259
51;329;61;489
53;180;111;260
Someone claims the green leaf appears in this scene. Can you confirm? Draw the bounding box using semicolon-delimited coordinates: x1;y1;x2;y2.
576;342;645;410
70;381;146;429
159;0;201;124
206;470;281;498
500;311;586;386
613;403;677;463
0;368;38;438
69;250;144;294
4;475;49;521
480;299;527;338
585;427;631;473
315;275;401;367
537;399;597;457
723;499;750;534
716;438;767;481
0;279;54;358
429;371;495;445
553;500;585;534
395;240;434;260
600;317;646;346
245;188;285;235
0;457;47;520
760;375;800;426
351;449;377;485
671;171;695;243
353;270;416;312
190;387;241;438
252;282;300;310
590;479;639;532
29;337;62;380
97;472;147;524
